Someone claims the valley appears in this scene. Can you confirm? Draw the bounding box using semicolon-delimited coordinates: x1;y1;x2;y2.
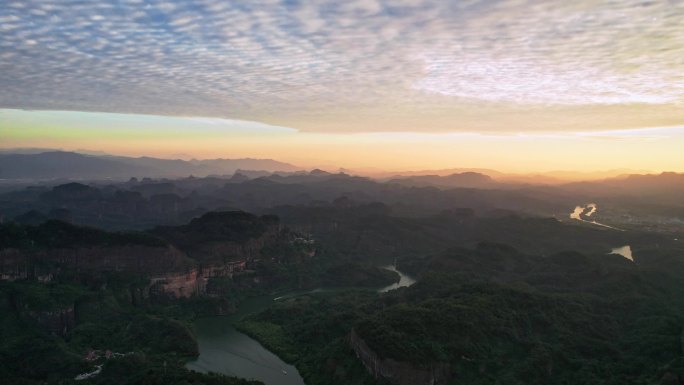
4;1;684;383
0;162;683;385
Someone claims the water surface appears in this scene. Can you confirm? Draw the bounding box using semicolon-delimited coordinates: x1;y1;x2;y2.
186;296;305;385
569;203;623;231
188;264;416;384
378;265;416;292
609;245;634;261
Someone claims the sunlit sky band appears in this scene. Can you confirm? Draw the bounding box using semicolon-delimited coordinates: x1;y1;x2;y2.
1;0;684;171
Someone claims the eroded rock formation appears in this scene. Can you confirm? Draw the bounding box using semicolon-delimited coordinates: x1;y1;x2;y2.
349;329;451;385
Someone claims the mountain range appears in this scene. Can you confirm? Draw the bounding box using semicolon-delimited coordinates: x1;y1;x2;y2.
0;151;300;180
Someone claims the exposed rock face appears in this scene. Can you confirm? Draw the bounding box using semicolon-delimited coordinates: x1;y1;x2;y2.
0;244;207;299
24;305;76;336
349;329;451;385
49;245;189;274
0;245;190;280
149;270;202;298
188;238;270;264
201;261;244;278
0;249;30;281
1;212;313;299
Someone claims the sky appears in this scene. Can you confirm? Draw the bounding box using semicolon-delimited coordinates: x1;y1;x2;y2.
1;0;684;173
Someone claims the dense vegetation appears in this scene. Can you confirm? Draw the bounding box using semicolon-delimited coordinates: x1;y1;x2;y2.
0;273;262;385
2;172;684;385
357;276;683;384
0;213;400;384
237;290;385;385
240;243;684;385
0;220;167;250
151;211;276;250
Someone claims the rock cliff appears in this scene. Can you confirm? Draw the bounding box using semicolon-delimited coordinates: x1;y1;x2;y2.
25;305;76;336
0;245;190;280
349;328;451;385
1;211;314;298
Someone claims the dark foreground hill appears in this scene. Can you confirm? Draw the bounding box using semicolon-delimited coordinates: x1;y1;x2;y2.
0;210;401;385
240;242;684;385
1;190;683;385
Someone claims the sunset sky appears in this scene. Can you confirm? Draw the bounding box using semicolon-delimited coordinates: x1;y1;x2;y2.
1;0;684;172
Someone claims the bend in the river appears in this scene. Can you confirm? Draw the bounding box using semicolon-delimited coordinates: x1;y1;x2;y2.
570;203;623;231
186;296;305;385
188;264;416;385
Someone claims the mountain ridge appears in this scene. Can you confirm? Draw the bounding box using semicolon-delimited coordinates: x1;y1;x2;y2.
0;151;301;180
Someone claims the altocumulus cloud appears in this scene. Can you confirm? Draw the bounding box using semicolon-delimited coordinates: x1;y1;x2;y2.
1;0;684;132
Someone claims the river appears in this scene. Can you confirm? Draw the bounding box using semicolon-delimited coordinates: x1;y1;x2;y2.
378;264;417;293
609;245;634;261
186;295;306;385
187;265;415;385
569;203;623;231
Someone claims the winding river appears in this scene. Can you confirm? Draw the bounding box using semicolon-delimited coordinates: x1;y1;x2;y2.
186;295;306;385
378;264;417;293
569;204;634;261
187;265;415;385
570;203;623;231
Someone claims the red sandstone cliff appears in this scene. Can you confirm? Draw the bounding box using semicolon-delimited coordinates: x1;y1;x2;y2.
0;245;191;280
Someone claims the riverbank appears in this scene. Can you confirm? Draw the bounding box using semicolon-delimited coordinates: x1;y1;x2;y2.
188;265;415;385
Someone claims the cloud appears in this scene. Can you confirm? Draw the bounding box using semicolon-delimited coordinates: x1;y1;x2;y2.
0;0;683;133
0;109;298;135
574;126;684;141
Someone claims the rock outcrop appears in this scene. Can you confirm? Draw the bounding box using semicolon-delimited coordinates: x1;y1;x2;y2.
149;270;203;298
0;245;190;280
22;305;76;336
1;211;314;299
349;329;452;385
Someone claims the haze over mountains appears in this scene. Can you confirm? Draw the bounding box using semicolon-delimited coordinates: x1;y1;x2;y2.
0;150;300;180
2;150;683;237
2;149;683;244
2;149;684;385
4;0;684;383
0;149;660;184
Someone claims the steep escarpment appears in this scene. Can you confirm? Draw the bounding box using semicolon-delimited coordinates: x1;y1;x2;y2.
1;211;317;298
150;211;316;291
147;211;316;297
0;220;192;282
0;210;320;384
24;305;76;337
349;328;450;385
1;245;190;280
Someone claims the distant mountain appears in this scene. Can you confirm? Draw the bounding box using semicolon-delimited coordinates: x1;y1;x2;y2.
364;167;653;185
0;147;70;154
366;167;506;179
0;152;138;180
387;172;498;189
563;172;684;202
0;151;301;180
609;171;684;188
506;168;651;184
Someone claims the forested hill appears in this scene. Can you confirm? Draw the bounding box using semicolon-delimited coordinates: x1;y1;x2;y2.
241;242;684;385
